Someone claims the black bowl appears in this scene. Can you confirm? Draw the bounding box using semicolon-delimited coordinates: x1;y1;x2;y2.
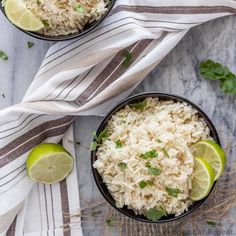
91;92;221;223
0;0;115;41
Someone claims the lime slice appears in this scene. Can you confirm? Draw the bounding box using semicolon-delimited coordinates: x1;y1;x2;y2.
190;157;215;201
5;0;44;32
192;140;226;180
27;143;73;184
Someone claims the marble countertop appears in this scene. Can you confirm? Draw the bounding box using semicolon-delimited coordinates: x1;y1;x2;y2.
1;11;236;236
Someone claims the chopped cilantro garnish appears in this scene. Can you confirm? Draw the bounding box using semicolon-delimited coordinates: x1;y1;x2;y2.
139;180;153;189
74;5;85;13
140;150;158;160
90;141;100;151
90;128;109;151
162;147;170;158
122;50;133;68
94;128;109;143
147;167;161;176
106;218;116;227
145;161;151;168
139;181;148;189
129;101;147;110
42;20;49;27
146;207;167;221
199;59;236;94
0;50;8;61
207;221;217;227
165;187;181;198
115;139;123;148
27;42;34;49
117;162;127;171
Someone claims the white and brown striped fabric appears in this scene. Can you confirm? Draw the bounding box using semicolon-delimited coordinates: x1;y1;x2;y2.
1;0;236;235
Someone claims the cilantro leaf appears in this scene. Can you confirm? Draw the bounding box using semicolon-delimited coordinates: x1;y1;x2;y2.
95;127;109;143
27;42;34;49
92;131;97;139
162;147;170;158
139;181;148;189
117;162;127;171
129;101;147;110
199;60;231;81
122;50;133;68
147;167;161;176
0;50;8;61
140;150;158;160
220;79;236;94
42;20;49;27
91;128;109;151
139;180;153;189
115;139;123;148
165;187;181;198
90;141;100;151
145;161;151;168
146;207;167;221
199;59;236;94
106;218;116;227
207;221;217;227
74;5;85;13
156;139;162;143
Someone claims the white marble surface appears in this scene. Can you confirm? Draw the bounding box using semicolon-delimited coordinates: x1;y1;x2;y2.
1;10;236;236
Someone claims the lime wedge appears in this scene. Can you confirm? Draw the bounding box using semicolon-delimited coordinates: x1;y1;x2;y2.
192;140;226;180
5;0;44;32
190;157;215;201
27;143;73;184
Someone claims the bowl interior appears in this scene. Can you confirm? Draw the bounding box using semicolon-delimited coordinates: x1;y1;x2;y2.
91;93;220;223
0;0;116;41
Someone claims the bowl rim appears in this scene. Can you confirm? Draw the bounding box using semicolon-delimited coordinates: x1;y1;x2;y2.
0;0;116;41
91;92;220;224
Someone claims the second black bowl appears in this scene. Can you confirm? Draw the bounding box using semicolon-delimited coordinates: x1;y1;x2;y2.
91;92;220;223
0;0;115;41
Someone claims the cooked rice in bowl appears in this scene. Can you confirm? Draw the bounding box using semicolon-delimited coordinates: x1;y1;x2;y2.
24;0;109;36
93;98;211;218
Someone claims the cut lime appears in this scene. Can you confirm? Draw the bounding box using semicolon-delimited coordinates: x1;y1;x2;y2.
27;143;73;184
5;0;44;32
192;140;226;180
190;157;215;201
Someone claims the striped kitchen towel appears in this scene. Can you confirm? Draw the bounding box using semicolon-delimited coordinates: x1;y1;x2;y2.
1;0;236;235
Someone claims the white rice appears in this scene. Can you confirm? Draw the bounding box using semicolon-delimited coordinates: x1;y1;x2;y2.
24;0;109;36
93;98;211;217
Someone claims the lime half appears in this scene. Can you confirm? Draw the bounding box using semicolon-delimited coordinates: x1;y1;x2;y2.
5;0;44;32
27;143;73;184
190;157;215;201
192;140;226;180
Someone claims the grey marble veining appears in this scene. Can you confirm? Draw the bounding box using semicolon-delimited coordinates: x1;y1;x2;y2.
0;10;236;236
